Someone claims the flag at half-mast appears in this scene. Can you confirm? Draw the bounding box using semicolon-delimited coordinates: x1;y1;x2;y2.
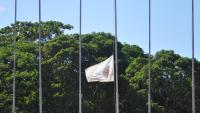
85;55;114;82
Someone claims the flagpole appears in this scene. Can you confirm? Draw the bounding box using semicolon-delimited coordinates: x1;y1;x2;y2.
79;0;82;113
12;0;17;113
114;0;119;113
192;0;195;113
148;0;151;113
39;0;43;113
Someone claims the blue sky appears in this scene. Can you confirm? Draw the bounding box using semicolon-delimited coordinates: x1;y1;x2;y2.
0;0;200;59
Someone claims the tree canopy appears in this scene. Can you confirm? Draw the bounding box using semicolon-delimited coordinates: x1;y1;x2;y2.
0;21;199;113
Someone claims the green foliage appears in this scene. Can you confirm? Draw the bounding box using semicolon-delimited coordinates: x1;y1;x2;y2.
0;21;200;113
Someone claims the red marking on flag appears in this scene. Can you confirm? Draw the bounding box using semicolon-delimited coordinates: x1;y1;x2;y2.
103;66;110;78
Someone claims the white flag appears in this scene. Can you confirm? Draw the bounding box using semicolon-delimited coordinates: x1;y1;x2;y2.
85;55;114;82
